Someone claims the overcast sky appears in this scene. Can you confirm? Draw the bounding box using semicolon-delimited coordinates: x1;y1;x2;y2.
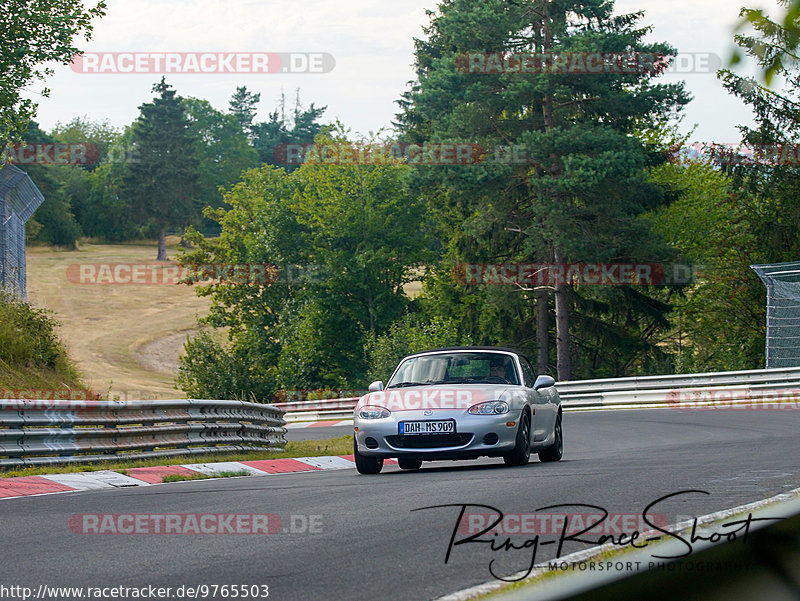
28;0;765;144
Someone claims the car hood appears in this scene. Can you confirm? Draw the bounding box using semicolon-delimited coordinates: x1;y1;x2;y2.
356;384;511;412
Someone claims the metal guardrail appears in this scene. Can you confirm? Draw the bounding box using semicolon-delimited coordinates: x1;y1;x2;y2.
0;399;286;468
276;366;800;422
554;365;800;394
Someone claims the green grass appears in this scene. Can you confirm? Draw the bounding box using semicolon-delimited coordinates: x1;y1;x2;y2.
0;291;83;392
0;358;85;393
0;435;353;478
161;470;249;483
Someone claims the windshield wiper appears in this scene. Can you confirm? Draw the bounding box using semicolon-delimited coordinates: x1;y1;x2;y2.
387;382;427;388
442;377;510;384
387;379;447;388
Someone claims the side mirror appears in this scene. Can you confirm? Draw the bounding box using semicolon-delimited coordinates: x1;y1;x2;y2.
368;381;384;392
533;375;555;390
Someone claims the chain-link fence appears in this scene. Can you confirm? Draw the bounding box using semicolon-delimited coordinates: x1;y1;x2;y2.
752;261;800;368
0;164;45;300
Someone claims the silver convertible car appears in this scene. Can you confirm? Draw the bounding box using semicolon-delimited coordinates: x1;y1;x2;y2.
353;347;562;474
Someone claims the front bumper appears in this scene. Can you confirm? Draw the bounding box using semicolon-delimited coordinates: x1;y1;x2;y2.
354;409;521;460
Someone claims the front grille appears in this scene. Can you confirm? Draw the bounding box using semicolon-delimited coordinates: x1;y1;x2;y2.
386;433;473;449
364;437;379;449
482;433;499;445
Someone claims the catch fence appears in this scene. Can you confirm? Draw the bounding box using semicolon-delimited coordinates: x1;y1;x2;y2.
0;164;44;299
753;261;800;368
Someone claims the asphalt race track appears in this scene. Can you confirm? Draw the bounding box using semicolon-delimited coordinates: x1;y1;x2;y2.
2;409;799;601
286;424;351;441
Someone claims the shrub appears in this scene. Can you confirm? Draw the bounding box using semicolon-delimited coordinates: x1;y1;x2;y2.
0;291;77;376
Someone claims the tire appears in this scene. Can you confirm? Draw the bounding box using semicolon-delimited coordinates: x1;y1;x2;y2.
398;457;422;471
539;412;563;462
503;411;531;466
354;438;383;474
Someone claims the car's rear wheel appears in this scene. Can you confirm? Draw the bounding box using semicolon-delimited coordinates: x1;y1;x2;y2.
398;457;422;470
354;438;383;474
539;412;563;462
503;411;531;466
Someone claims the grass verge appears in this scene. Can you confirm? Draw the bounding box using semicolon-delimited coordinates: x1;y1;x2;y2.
0;435;353;478
0;360;85;393
161;470;250;483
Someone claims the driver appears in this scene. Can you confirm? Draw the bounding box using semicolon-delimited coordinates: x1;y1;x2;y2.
489;357;507;379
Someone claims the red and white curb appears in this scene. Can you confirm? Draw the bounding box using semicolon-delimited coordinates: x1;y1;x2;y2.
0;454;393;500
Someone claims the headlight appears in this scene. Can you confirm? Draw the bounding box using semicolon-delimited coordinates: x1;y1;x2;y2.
358;406;391;419
468;401;509;415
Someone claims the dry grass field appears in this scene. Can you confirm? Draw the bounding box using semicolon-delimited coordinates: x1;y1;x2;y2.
25;238;211;400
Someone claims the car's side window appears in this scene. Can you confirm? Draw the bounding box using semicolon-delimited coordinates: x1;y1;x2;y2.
519;357;535;388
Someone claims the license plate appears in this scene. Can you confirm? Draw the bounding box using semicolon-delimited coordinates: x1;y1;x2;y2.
399;420;455;435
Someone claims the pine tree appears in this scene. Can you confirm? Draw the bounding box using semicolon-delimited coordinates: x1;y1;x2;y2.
398;0;689;379
719;3;800;262
124;78;201;260
250;91;327;168
228;86;261;140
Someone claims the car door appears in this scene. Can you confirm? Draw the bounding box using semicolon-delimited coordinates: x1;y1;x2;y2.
519;356;556;442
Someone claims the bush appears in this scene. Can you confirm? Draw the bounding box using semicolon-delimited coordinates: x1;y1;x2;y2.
176;330;277;402
0;291;77;376
364;314;471;383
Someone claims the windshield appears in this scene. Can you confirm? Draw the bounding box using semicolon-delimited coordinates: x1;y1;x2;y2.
386;352;519;388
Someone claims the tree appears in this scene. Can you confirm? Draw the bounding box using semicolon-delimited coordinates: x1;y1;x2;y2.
732;0;800;84
177;165;301;400
0;0;106;143
50;116;121;171
184;97;259;213
685;0;800;369
719;0;800;264
123;79;201;260
251;91;328;167
176;131;429;400
650;162;766;371
17;121;83;247
397;0;689;379
228;86;261;140
364;314;469;383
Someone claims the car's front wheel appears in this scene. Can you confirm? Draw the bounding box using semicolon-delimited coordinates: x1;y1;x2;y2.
503;411;531;466
398;457;422;470
354;438;383;474
539;412;563;462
